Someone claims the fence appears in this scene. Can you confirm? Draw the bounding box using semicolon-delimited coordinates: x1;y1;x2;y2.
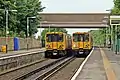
0;37;41;51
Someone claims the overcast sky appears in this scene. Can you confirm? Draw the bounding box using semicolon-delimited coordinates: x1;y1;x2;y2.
41;0;114;12
35;0;114;37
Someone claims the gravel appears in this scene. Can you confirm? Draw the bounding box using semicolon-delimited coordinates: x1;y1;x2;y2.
49;58;84;80
0;59;58;80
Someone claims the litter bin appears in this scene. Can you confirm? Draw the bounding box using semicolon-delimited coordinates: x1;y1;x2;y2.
14;37;20;51
1;45;6;53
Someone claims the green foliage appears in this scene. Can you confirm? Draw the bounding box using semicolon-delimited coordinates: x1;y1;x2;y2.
0;0;18;36
90;0;120;46
90;29;106;46
111;0;120;15
16;0;45;37
41;28;68;40
114;0;120;9
0;0;45;37
111;0;120;39
111;7;120;15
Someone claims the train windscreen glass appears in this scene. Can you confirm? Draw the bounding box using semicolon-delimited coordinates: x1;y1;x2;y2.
46;34;63;42
73;34;84;42
84;34;89;41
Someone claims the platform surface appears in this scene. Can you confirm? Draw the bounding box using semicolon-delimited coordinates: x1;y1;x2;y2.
0;48;45;57
75;47;119;80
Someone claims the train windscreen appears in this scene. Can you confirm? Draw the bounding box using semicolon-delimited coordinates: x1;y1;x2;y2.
84;34;89;41
46;34;63;42
73;33;89;42
73;34;84;42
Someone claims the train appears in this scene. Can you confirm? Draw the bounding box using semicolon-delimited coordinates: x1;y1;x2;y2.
45;32;93;58
72;32;93;56
45;32;72;58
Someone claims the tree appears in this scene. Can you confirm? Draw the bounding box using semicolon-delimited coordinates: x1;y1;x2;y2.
111;0;120;40
90;0;120;46
0;0;16;36
16;0;45;37
90;29;106;46
0;0;45;37
41;28;68;40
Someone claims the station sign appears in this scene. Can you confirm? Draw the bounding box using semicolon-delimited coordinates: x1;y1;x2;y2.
111;20;120;25
110;16;120;25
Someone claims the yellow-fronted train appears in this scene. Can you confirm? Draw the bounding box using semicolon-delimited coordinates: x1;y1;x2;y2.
72;32;93;57
45;32;72;58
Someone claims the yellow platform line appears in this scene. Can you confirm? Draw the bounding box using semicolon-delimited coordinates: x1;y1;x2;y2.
100;48;116;80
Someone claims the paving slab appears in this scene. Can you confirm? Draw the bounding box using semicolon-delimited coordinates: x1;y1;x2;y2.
103;48;120;80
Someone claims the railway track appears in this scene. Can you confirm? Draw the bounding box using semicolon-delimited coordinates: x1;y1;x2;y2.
49;58;85;80
0;51;45;73
0;58;49;80
13;56;75;80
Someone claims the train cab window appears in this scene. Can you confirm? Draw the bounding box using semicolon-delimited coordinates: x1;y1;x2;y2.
58;34;63;42
46;34;63;42
84;34;89;42
79;35;84;41
46;34;52;42
52;34;58;42
73;34;78;42
73;34;84;42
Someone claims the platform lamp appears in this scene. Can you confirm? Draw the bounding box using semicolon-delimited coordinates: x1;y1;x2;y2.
0;9;18;53
39;20;44;48
105;9;112;49
42;21;51;32
26;16;36;50
102;15;109;47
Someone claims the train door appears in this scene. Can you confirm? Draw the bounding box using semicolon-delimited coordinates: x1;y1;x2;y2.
78;34;84;54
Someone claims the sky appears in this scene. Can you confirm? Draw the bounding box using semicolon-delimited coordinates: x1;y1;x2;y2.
35;0;114;37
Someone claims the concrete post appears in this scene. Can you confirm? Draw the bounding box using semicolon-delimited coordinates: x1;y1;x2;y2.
110;25;112;50
115;25;118;54
5;9;8;53
113;25;116;52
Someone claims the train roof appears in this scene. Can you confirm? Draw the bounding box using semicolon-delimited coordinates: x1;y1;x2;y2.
46;32;66;34
73;32;89;34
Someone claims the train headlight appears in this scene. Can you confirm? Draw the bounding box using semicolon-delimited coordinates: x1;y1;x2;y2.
73;44;76;48
85;44;89;48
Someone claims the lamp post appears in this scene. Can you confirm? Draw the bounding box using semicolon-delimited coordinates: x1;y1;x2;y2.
49;25;51;32
102;15;109;47
42;21;51;32
4;9;17;53
26;16;36;50
106;9;112;49
39;20;42;48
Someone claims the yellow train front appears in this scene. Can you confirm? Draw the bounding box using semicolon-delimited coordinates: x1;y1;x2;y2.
45;32;72;58
72;32;93;56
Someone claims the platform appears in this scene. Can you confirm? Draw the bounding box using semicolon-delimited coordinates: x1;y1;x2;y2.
72;47;119;80
0;48;45;57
